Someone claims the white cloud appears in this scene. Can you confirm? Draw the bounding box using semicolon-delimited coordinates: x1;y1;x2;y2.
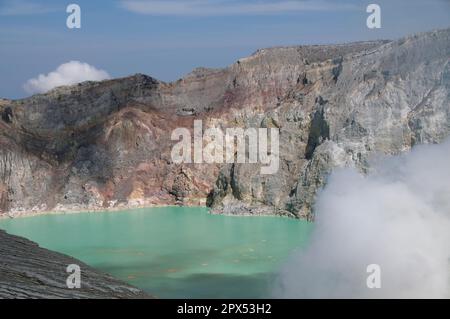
120;0;357;16
24;61;111;95
0;0;56;16
274;140;450;298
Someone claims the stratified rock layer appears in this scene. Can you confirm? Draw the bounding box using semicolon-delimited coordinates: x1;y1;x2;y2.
0;28;449;220
0;230;150;299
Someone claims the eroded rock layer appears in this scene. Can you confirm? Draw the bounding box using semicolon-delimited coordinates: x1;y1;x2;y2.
0;230;150;299
0;29;449;220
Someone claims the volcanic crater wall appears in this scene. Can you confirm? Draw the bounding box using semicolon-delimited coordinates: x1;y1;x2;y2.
0;29;449;220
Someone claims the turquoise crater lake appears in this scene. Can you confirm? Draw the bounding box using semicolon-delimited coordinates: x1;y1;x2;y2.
0;207;312;298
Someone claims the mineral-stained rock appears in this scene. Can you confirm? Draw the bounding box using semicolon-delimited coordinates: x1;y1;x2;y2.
0;230;150;299
0;28;449;220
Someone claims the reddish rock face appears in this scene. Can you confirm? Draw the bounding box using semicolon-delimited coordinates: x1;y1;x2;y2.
0;29;449;219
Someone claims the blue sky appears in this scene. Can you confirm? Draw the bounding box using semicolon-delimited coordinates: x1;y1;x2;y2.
0;0;449;99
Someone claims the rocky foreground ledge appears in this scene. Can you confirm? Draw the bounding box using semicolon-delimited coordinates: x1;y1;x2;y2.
0;230;151;299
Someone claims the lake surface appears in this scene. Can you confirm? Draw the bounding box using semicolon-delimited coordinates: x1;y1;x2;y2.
0;207;312;298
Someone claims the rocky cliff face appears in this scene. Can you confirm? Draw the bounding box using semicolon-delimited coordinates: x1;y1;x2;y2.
0;28;449;220
0;230;150;298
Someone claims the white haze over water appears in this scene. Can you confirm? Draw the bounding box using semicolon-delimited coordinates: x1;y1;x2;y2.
274;140;450;298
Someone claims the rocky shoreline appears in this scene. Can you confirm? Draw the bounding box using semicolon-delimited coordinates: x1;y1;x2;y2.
0;202;204;219
0;229;152;299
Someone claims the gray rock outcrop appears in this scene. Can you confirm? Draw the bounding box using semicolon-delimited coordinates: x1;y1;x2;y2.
0;230;150;299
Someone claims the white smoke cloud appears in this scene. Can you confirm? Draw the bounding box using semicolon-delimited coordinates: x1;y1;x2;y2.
23;61;110;95
274;140;450;298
